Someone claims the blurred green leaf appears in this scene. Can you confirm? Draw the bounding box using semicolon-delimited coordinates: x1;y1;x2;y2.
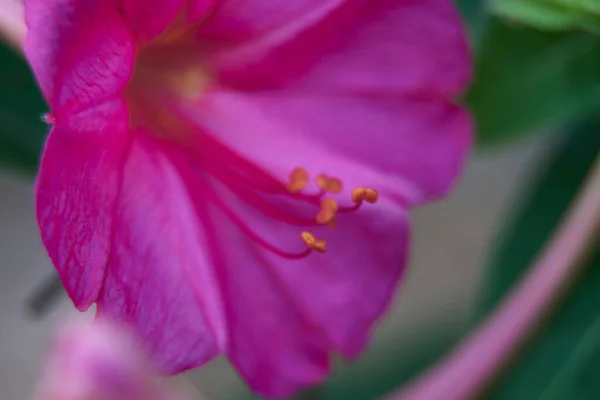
269;325;465;400
0;42;48;175
455;0;491;41
476;119;600;399
492;0;600;35
319;329;464;400
468;18;600;147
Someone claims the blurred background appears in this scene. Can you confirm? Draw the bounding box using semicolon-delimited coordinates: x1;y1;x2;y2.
2;1;600;399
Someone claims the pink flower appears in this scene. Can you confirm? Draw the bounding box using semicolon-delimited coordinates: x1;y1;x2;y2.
25;0;472;396
34;318;196;400
0;0;25;48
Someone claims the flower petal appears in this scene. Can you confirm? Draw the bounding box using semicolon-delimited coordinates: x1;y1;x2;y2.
121;0;186;45
96;134;221;375
167;151;331;397
274;204;409;359
185;91;472;207
120;0;215;45
24;0;135;114
203;176;411;360
198;0;343;41
0;0;26;48
189;0;217;21
34;318;194;400
200;206;331;397
36;99;130;310
205;0;470;96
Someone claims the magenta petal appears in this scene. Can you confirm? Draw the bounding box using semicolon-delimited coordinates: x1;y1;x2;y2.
120;0;215;44
206;0;470;96
166;155;330;397
97;134;220;375
0;0;25;48
188;0;218;22
121;0;186;44
36;99;130;310
197;0;342;42
24;0;134;114
188;91;472;206
202;207;331;397
287;206;409;359
202;177;411;360
34;318;193;400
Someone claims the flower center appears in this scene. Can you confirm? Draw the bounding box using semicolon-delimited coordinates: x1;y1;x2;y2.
125;24;209;131
160;112;380;260
121;21;380;261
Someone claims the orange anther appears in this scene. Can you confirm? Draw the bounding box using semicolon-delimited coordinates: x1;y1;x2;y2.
316;174;329;190
316;198;338;224
351;187;366;203
316;210;334;224
287;168;309;193
301;231;327;253
364;188;378;203
321;197;339;212
327;178;343;194
351;187;378;204
317;175;343;194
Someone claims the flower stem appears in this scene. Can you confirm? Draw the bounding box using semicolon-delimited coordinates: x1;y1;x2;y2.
390;153;600;400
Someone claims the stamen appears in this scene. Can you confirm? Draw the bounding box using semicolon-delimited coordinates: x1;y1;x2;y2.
327;178;343;194
338;187;379;213
316;175;343;194
316;198;338;224
322;198;339;211
205;184;314;260
351;187;379;204
364;188;379;203
287;168;309;193
316;174;329;190
184;148;378;258
351;188;366;203
301;232;327;253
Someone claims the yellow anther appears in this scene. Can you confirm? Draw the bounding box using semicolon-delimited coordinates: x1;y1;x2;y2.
301;231;327;253
287;168;309;193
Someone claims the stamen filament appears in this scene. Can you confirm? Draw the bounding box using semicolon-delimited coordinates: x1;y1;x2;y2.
201;161;319;226
148;102;382;260
210;194;315;260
